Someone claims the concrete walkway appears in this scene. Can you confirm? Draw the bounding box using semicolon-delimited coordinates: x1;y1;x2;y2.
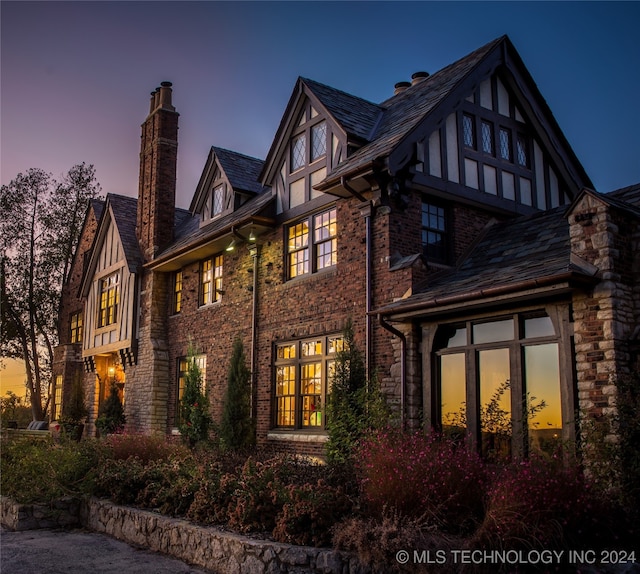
0;526;210;574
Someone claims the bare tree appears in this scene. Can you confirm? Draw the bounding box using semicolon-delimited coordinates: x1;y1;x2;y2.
1;164;101;420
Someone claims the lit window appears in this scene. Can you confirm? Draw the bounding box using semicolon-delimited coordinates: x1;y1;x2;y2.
70;312;83;343
435;313;562;459
173;271;183;313
287;208;337;279
421;201;448;262
201;256;223;305
274;335;343;429
53;375;63;421
176;354;206;424
98;272;120;328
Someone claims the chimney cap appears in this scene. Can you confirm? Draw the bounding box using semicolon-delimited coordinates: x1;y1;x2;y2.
394;81;411;95
160;81;172;88
411;71;430;84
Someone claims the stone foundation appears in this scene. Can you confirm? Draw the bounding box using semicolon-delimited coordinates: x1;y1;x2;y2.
1;497;368;574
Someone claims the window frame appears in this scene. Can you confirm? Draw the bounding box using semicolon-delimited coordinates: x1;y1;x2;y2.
286;207;337;280
97;271;120;328
421;199;449;264
172;270;183;314
176;354;207;425
284;104;330;210
200;255;223;306
432;311;566;459
70;311;83;343
273;334;343;431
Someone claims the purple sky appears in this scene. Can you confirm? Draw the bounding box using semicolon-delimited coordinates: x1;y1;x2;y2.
2;1;639;211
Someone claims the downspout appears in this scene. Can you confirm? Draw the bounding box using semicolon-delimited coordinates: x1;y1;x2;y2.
248;243;260;424
378;313;407;430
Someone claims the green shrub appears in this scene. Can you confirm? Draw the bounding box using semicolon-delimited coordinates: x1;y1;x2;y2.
219;337;255;451
0;437;100;503
326;320;389;464
95;384;126;436
178;345;212;448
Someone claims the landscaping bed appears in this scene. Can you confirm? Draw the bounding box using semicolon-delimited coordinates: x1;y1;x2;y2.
1;432;638;573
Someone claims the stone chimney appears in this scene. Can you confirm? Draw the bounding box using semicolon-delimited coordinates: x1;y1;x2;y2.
136;81;179;261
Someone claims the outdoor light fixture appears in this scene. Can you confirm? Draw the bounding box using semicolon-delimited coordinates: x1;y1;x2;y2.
225;239;236;252
108;366;115;377
248;229;256;242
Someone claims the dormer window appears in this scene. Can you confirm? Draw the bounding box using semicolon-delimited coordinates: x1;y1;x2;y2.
281;104;332;211
212;185;225;217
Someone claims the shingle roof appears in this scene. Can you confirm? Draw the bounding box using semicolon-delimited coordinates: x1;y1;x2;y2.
608;183;640;214
154;189;274;264
321;36;503;185
379;206;596;316
212;147;266;195
107;194;142;272
301;78;383;142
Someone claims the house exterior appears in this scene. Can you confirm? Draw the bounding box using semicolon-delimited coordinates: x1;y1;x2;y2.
53;36;639;458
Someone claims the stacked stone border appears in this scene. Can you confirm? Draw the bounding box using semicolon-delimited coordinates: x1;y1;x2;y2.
1;497;368;574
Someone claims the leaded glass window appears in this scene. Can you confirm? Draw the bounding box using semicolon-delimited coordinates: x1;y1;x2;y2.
291;134;306;172
311;121;327;161
481;121;493;154
463;114;475;148
499;128;511;160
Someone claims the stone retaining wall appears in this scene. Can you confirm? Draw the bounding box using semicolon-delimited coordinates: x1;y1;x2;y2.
0;496;81;531
1;497;368;574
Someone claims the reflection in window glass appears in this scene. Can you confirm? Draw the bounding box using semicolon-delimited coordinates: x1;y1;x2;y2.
525;343;562;455
473;319;514;344
479;348;511;459
440;353;466;436
524;316;555;339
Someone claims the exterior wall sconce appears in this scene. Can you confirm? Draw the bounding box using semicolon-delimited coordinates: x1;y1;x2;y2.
225;239;237;252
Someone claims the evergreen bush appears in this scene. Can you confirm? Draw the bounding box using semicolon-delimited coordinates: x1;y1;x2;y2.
95;384;126;435
219;337;255;451
325;319;389;464
178;344;212;447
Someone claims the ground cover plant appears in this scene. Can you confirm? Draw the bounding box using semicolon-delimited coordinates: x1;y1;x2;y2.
1;428;636;572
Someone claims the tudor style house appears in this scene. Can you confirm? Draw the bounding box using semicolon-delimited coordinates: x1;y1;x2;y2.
52;36;639;459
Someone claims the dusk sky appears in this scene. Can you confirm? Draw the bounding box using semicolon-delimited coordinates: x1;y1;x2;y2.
2;1;639;210
1;1;639;394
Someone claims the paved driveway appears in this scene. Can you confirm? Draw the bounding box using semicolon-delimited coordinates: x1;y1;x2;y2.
0;527;210;574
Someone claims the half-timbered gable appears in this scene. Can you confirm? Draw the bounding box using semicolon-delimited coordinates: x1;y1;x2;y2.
261;78;382;215
191;147;266;227
81;194;140;369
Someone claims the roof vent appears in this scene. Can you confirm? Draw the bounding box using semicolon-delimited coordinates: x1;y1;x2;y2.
411;71;430;85
394;81;411;95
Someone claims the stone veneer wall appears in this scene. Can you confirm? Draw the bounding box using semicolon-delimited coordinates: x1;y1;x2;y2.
569;193;637;441
0;497;369;574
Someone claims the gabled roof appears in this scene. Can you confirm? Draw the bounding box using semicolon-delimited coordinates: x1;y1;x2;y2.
151;188;275;271
316;35;591;194
608;183;640;213
213;147;266;196
377;206;598;319
107;194;142;272
190;147;266;213
79;193;141;296
300;78;383;142
317;36;504;188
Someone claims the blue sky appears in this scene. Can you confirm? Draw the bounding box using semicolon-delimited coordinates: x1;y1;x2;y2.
2;1;639;210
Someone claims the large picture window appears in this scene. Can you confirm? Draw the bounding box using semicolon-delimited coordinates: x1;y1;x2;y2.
286;207;337;279
434;312;562;459
274;335;343;430
98;272;120;328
